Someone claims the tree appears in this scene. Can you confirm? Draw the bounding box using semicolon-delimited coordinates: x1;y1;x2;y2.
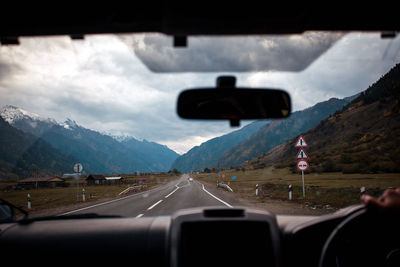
172;168;180;175
322;159;336;172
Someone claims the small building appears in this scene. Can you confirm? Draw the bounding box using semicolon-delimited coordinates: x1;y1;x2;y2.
18;177;66;189
105;176;124;185
62;173;79;179
86;174;106;185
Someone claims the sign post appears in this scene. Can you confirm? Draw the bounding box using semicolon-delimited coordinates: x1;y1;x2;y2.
27;193;31;209
73;163;83;202
288;184;292;200
302;171;305;198
295;135;309;198
255;184;259;196
360;186;366;195
297;160;308;197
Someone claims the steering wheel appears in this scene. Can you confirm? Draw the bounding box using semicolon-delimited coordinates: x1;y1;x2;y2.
319;206;400;267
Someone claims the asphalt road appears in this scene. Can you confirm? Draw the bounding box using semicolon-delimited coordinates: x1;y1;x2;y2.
61;174;244;217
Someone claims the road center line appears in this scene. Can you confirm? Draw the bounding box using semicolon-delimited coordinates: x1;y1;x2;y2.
165;187;179;198
179;180;191;189
147;200;163;210
201;184;233;208
59;193;141;216
59;182;175;216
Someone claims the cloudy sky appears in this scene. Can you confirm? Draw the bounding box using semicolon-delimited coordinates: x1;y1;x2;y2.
0;32;399;154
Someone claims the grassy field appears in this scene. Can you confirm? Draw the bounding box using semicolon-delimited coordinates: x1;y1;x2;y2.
193;167;400;211
0;174;179;217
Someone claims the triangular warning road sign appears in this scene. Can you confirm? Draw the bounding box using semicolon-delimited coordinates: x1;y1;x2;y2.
296;148;309;159
295;135;308;147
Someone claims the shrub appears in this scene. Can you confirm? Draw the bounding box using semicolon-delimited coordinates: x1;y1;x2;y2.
342;164;359;174
322;159;339;172
340;153;352;164
377;161;400;173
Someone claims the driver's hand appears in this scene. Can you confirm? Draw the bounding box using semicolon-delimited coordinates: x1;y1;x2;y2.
361;187;400;213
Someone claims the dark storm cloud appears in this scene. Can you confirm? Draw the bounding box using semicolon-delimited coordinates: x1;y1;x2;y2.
125;32;344;72
0;60;23;81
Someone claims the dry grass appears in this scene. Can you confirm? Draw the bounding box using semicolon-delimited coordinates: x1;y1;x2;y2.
193;168;400;210
0;174;179;216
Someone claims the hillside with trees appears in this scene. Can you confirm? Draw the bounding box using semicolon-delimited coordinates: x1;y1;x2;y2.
217;95;356;169
245;64;400;174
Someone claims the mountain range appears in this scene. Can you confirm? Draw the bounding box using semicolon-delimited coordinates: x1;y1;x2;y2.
216;94;358;168
171;94;356;172
245;63;400;173
171;120;270;173
3;63;398;179
0;106;179;178
0;116;77;179
173;65;400;173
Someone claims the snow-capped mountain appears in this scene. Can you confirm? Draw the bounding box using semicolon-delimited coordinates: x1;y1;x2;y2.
108;134;134;143
1;105;59;137
0;116;77;179
60;118;80;130
1;105;57;125
107;133;145;143
0;105;180;173
0;105;80;131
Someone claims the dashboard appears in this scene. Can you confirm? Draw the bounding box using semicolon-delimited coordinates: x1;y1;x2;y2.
0;205;393;267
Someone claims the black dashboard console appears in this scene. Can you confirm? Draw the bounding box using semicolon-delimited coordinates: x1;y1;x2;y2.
0;207;281;267
170;207;280;267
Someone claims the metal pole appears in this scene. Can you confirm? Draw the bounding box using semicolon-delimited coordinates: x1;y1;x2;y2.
76;173;80;201
27;194;31;209
302;171;305;198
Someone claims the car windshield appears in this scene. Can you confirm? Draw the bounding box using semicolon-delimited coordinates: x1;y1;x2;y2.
0;32;399;218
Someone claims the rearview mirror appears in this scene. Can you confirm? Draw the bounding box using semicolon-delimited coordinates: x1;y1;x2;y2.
177;77;291;126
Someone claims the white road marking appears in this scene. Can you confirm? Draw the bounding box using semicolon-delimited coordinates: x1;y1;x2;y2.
60;194;139;216
165;187;179;198
136;213;144;218
165;179;192;198
179;180;191;189
118;187;132;195
147;200;163;210
59;181;176;216
201;184;233;208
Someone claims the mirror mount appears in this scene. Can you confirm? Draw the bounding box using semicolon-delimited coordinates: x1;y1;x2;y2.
216;76;236;89
230;119;240;127
216;76;241;127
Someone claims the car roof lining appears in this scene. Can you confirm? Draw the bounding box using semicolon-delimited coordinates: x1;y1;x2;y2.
1;4;399;41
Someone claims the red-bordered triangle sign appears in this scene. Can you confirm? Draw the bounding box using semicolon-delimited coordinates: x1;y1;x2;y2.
296;148;309;159
295;135;308;147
